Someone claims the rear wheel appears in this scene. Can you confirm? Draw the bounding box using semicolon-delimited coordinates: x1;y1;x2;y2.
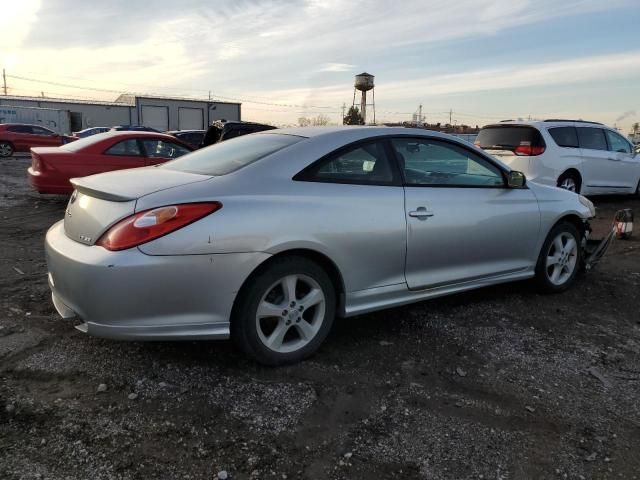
0;142;14;157
534;222;582;293
557;172;581;193
231;256;336;366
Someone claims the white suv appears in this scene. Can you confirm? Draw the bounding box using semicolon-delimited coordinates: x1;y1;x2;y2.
475;120;640;195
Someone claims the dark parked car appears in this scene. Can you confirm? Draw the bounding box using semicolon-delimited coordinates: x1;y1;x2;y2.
200;120;276;148
110;125;160;133
0;123;76;157
166;130;205;150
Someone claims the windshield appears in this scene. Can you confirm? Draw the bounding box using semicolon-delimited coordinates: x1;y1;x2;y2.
476;126;545;151
161;133;304;176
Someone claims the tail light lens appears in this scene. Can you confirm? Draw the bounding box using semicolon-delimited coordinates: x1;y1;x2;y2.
514;141;545;156
31;153;42;171
96;202;222;251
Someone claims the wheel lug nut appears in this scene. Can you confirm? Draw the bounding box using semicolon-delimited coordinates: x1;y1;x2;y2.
282;310;288;315
299;306;304;311
290;301;296;307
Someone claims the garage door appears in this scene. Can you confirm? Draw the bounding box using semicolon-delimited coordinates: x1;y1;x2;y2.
141;105;169;131
178;108;204;130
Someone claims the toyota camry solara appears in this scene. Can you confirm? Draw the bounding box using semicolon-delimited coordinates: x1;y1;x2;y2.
45;127;596;365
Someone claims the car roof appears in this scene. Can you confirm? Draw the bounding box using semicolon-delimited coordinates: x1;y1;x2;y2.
0;123;52;128
167;130;205;134
267;125;462;141
484;119;608;129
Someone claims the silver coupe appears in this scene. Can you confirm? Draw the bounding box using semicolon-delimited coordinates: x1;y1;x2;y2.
45;127;595;365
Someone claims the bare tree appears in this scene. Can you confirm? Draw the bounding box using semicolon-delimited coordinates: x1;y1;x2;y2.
312;114;331;126
298;117;311;127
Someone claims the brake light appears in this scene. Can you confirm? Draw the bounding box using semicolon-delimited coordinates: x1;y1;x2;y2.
514;141;545;156
96;202;222;251
31;153;42;171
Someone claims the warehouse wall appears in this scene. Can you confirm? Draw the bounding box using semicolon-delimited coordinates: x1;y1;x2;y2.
0;98;132;132
135;97;241;131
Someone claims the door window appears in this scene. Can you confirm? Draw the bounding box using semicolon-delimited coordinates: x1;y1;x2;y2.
142;139;191;159
577;128;608;151
605;130;632;153
105;139;142;156
300;141;395;185
391;138;504;187
7;125;33;134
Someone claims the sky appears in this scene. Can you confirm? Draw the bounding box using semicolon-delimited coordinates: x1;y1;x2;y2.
2;0;640;130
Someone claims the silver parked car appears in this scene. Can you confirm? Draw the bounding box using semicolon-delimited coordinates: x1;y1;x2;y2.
46;127;596;365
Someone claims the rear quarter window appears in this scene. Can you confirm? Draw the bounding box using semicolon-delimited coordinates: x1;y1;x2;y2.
576;127;608;151
548;127;579;148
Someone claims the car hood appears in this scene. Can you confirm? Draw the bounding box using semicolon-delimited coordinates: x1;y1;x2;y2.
70;166;211;202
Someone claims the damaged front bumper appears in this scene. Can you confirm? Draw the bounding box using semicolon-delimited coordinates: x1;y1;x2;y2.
582;209;630;270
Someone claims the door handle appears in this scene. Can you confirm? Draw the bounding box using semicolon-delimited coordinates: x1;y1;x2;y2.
408;207;434;219
607;157;621;161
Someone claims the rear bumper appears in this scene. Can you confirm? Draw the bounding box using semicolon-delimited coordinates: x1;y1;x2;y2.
28;167;73;195
45;220;270;341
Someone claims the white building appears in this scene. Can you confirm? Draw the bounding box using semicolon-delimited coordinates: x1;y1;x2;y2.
0;94;241;133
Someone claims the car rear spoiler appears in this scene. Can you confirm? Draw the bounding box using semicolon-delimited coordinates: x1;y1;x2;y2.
70;178;136;202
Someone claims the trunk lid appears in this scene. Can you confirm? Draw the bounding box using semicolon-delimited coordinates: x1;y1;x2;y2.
64;167;210;246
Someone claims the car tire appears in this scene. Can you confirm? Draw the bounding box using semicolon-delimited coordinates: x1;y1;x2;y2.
231;256;336;366
534;221;582;293
0;141;14;157
557;172;581;194
635;179;640;197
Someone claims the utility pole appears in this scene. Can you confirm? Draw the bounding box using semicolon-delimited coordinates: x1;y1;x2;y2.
2;69;6;95
449;108;452;125
342;103;346;125
418;104;423;126
208;90;212;101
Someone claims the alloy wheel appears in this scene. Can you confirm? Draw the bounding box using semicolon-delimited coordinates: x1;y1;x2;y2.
545;232;578;286
559;177;577;192
255;274;326;353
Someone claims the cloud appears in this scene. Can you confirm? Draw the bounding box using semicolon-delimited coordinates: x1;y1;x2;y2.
317;63;354;73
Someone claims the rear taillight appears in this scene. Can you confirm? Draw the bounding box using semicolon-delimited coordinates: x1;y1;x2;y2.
96;202;222;251
514;141;545;156
31;153;42;171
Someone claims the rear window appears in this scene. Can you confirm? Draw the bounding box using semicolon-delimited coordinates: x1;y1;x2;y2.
548;127;579;148
476;126;545;151
161;133;304;176
60;132;113;152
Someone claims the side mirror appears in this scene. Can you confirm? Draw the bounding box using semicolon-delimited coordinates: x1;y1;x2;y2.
507;170;526;188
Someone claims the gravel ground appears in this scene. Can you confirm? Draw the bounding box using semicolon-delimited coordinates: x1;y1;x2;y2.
1;155;640;480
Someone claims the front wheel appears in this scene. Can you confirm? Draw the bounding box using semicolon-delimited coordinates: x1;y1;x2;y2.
534;222;582;293
231;256;336;366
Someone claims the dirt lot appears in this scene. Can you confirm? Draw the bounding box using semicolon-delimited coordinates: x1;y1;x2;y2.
1;155;640;480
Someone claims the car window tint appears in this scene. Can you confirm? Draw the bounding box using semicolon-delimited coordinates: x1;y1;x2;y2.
161;133;303;175
105;139;142;156
577;127;608;151
306;141;395;185
392;138;504;187
476;126;544;151
7;125;32;133
142;139;191;158
32;126;54;135
548;127;579;148
605;130;631;153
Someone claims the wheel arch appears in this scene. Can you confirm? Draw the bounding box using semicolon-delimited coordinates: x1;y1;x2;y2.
232;248;347;319
557;168;582;188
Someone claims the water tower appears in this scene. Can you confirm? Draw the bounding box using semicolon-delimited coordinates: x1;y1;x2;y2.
352;72;375;124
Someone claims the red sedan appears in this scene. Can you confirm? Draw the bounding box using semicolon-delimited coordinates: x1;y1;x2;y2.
28;131;193;194
0;123;76;157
